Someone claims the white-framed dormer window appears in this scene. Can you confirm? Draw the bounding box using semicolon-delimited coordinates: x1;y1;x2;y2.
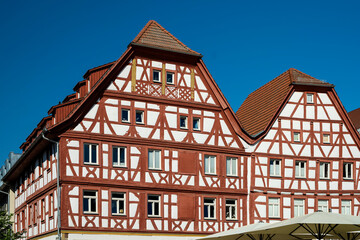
147;195;161;217
306;93;314;104
270;159;281;177
122;109;130;123
135;110;144;124
225;199;237;220
153;70;161;83
204;155;216;175
323;134;330;144
84;143;98;165
318;200;329;212
226;157;237;176
295;161;306;178
294;199;305;217
111;192;126;215
112;146;126;167
343;162;353;179
166;72;174;84
148;149;161;170
293;132;301;142
319;162;330;179
83;190;98;214
268;198;280;218
180;116;188;129
204;198;216;219
341;200;351;215
193;117;200;131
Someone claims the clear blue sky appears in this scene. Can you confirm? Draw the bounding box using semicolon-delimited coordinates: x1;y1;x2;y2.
1;0;359;166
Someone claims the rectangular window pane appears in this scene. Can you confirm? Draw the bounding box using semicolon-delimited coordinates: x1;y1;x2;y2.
84;144;89;163
112;147;118;165
122;109;129;122
91;145;97;163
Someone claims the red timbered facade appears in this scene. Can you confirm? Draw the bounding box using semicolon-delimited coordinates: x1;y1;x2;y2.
3;21;360;240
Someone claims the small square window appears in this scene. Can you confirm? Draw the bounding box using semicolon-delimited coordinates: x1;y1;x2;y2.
84;143;98;165
204;155;216;175
166;72;174;84
136;110;144;124
295;161;306;178
293;132;301;142
226;157;237;176
112;192;126;215
319;162;330;179
307;93;314;104
323;134;330;144
113;146;126;167
148;195;161;217
83;190;98;214
193;117;200;131
204;198;216;219
270;159;281;177
148;149;161;170
268;198;280;218
180;116;188;129
153;70;161;82
122;109;130;123
225;199;237;220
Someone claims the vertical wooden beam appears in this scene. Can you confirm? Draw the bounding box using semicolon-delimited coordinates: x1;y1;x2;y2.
191;68;195;100
131;59;137;92
162;63;166;95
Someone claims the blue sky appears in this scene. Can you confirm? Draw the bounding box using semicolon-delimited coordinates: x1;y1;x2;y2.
0;0;359;166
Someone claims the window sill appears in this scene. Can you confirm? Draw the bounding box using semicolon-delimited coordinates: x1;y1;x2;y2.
121;121;131;124
204;173;217;176
148;168;163;172
83;212;99;215
136;122;145;125
270;175;282;178
204;218;217;221
226;218;238;221
319;178;331;180
226;175;239;178
147;216;162;218
295;176;307;179
84;163;100;166
112;165;128;169
343;178;354;181
111;214;127;217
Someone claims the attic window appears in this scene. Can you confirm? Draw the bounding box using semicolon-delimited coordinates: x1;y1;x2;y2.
306;93;314;104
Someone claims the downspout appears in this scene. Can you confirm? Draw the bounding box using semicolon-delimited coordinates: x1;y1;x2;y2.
41;132;61;240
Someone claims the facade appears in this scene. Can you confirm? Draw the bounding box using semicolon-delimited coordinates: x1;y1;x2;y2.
2;21;360;240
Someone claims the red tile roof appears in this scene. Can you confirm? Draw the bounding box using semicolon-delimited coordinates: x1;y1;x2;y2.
236;68;333;137
131;20;201;56
348;108;360;130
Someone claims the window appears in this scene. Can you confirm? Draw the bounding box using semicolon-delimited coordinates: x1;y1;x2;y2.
166;72;174;84
153;70;161;83
343;162;353;179
270;159;281;177
307;93;314;103
226;157;237;176
341;200;351;215
318;200;328;212
319;162;330;179
225;199;237;220
135;110;144;124
148;149;161;170
294;199;305;217
121;109;130;123
147;195;160;217
111;192;126;215
293;132;301;142
49;194;54;217
193;117;200;131
268;198;280;218
204;198;216;219
113;146;126;167
204;155;216;175
180;116;188;129
323;134;330;144
295;161;306;178
83;190;98;214
84;143;98;164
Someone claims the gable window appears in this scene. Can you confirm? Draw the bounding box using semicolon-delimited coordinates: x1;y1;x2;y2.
318;200;328;212
180;116;188;129
319;162;330;179
147;195;161;217
84;143;98;165
295;161;306;178
204;155;216;175
225;199;237;220
343;162;353;179
306;93;314;104
166;72;174;84
226;157;237;176
83;190;98;214
122;109;130;123
204;198;216;219
135;110;144;124
294;199;305;217
111;192;126;215
323;134;330;144
270;159;281;177
268;198;280;218
193;117;200;131
341;200;351;215
293;132;301;142
112;146;126;167
153;70;161;83
148;149;161;170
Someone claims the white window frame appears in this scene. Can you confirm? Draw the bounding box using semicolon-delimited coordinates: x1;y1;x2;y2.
84;143;98;165
204;155;216;175
226;157;237;176
270;159;281;177
166;72;174;84
341;200;351;215
153;69;161;83
193;117;201;131
293;132;301;142
148;149;161;170
225;199;237;220
307;93;314;104
135;110;144;124
323;134;330;144
319;162;330;179
295;161;306;178
112;146;127;168
268;198;280;218
180;115;188;129
294;199;305;217
111;192;126;216
147;195;161;217
83;190;98;214
204;198;216;220
121;109;130;123
318;200;329;212
343;162;353;179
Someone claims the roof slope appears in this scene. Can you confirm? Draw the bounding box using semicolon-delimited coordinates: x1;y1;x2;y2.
236;68;333;137
131;20;201;56
348;108;360;130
